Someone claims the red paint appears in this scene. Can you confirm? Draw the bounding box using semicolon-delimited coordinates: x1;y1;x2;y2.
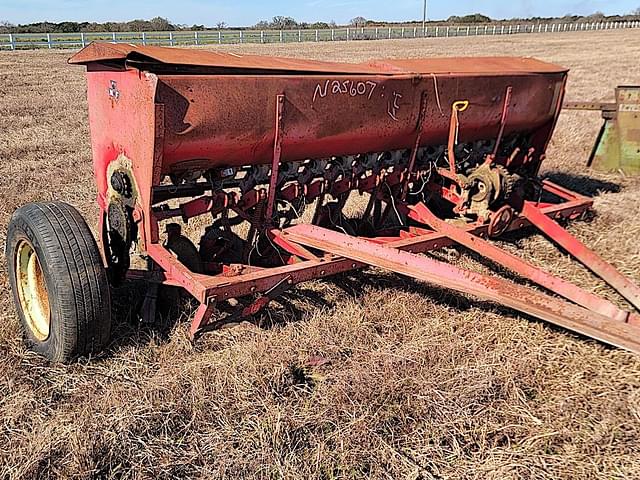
70;44;640;349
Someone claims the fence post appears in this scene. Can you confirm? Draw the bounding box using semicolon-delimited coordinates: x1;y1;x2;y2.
446;26;450;37
112;32;116;42
261;30;265;43
9;33;15;50
401;27;404;38
466;26;469;36
239;31;243;43
218;31;221;44
169;31;174;46
80;32;85;47
375;27;378;39
347;27;350;40
194;31;198;45
280;30;283;42
299;29;302;42
436;26;439;37
315;29;318;41
331;29;334;41
508;25;512;34
388;26;391;39
413;26;417;37
47;33;52;49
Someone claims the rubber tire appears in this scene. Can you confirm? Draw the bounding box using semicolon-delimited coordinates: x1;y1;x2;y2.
6;202;112;362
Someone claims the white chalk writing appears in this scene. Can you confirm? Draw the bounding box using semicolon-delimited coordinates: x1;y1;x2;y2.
387;91;402;121
312;79;377;103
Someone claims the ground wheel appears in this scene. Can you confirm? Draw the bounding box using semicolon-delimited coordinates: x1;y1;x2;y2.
6;202;112;362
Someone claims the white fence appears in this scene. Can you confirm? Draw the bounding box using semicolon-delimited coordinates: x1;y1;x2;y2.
1;21;639;50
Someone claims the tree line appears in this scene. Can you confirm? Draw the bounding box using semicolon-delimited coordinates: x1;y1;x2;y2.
1;10;640;34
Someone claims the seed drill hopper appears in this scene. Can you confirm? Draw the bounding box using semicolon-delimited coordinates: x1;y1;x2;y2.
6;43;640;361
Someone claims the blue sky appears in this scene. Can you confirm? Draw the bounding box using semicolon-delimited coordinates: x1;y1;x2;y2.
1;0;638;26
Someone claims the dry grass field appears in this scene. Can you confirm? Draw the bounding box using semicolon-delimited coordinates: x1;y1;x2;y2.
1;30;640;479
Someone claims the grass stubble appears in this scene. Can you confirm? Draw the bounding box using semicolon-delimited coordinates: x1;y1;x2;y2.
0;30;639;479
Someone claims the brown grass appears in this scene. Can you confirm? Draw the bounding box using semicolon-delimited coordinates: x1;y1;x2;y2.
1;30;640;479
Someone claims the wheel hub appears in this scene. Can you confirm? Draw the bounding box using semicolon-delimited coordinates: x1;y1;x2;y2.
15;240;51;341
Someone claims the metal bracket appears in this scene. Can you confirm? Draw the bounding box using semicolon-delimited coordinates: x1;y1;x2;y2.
492;85;513;157
193;275;292;338
266;94;286;222
401;91;429;201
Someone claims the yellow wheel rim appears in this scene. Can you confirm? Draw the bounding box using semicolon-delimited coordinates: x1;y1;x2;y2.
15;240;51;341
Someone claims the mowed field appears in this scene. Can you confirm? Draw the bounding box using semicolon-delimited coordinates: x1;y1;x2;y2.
1;30;640;479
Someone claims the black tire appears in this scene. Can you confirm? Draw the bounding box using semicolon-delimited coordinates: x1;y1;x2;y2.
5;202;112;362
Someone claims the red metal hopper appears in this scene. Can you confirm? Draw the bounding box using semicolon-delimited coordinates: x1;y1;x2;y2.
5;42;639;362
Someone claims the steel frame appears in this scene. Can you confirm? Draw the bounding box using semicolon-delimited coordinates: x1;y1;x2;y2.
132;177;640;343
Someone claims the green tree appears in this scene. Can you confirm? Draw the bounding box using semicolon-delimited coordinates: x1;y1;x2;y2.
271;16;297;29
350;16;367;27
149;16;174;31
